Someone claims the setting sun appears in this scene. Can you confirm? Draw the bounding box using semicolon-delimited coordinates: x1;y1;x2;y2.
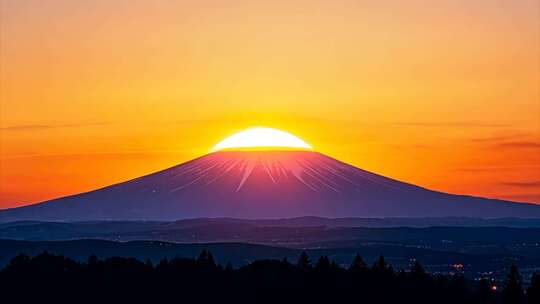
210;127;312;152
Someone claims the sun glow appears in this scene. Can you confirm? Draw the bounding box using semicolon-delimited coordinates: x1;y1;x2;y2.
211;127;313;152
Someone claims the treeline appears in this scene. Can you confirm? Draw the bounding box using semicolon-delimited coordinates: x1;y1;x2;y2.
0;251;539;304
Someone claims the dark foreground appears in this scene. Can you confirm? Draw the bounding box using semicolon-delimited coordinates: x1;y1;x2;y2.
1;251;538;304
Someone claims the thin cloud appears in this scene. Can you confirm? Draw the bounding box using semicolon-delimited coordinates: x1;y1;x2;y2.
3;150;193;160
494;141;540;149
388;144;432;149
467;134;529;143
390;121;507;128
0;122;108;131
0;125;54;131
462;132;540;149
157;115;340;127
498;193;540;203
456;165;540;172
499;181;540;188
457;167;515;172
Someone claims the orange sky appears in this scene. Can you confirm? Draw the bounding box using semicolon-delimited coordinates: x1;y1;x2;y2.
1;0;539;208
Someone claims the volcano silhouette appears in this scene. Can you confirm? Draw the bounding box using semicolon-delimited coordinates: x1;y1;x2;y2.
1;150;539;221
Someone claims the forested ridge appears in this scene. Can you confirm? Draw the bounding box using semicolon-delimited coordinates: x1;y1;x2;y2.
1;251;539;303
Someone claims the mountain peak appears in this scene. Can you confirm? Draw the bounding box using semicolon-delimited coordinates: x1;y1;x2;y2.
1;150;539;221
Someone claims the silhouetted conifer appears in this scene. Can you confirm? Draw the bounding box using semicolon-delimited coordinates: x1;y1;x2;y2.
316;256;331;271
198;249;209;263
476;279;495;304
503;264;524;304
207;251;216;267
157;257;169;268
372;255;393;276
145;258;153;268
88;254;98;266
410;261;426;278
526;272;540;304
225;261;234;272
349;254;367;273
330;260;340;271
297;252;311;270
0;251;527;304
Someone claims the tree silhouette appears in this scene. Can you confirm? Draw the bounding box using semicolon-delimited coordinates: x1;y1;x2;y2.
373;255;386;270
0;250;528;303
197;249;210;263
330;260;340;272
372;255;393;276
503;264;524;304
145;258;153;268
410;261;426;278
297;252;311;270
88;254;98;266
476;279;495;304
207;251;216;267
225;261;234;272
527;272;540;304
349;254;367;273
316;256;331;271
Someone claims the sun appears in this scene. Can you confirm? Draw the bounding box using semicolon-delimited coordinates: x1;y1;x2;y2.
211;127;313;152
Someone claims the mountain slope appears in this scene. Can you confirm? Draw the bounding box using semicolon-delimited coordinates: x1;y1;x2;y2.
1;151;539;221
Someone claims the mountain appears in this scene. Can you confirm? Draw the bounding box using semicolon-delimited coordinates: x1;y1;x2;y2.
1;150;539;221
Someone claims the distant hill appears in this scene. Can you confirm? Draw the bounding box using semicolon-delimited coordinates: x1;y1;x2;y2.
1;219;540;257
1;151;539;221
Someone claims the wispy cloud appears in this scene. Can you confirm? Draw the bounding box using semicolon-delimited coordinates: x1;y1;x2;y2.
497;193;540;203
494;141;540;149
388;144;432;149
0;125;54;131
3;150;193;160
155;115;342;127
457;167;514;173
463;132;540;149
390;121;507;128
456;165;540;173
499;181;540;188
0;122;108;131
466;134;529;143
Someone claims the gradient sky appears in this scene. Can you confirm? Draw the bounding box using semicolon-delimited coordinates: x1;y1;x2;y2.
1;0;539;208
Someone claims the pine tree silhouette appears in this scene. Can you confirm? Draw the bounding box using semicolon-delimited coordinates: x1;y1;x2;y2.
1;250;532;304
297;252;311;270
476;279;495;304
225;261;234;272
145;258;153;268
526;272;540;304
315;256;331;271
198;249;209;263
206;251;216;268
88;254;98;266
503;264;524;304
410;261;426;278
372;255;393;275
349;254;367;273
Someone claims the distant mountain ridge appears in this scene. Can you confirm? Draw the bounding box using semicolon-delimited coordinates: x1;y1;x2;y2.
2;218;540;244
1;151;539;221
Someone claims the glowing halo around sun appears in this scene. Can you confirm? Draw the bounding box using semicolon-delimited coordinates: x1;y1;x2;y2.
211;127;313;152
